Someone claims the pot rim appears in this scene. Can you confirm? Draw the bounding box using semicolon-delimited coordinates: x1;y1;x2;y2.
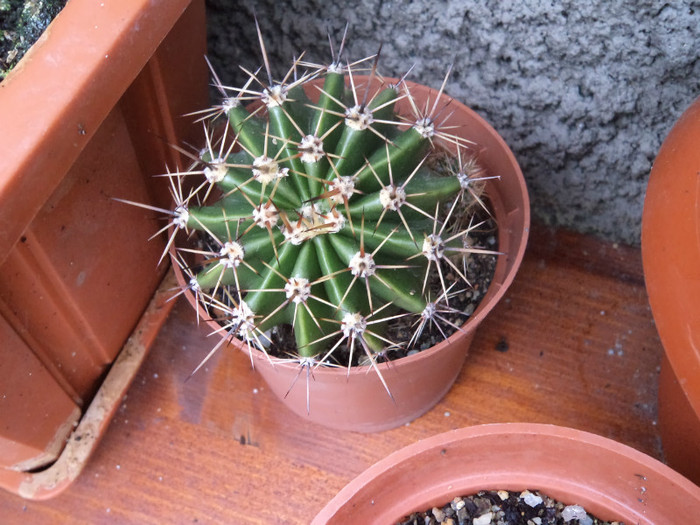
312;422;700;524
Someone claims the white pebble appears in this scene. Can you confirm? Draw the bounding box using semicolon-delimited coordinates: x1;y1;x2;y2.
520;490;543;507
562;504;592;525
431;507;445;521
451;497;466;510
473;512;493;525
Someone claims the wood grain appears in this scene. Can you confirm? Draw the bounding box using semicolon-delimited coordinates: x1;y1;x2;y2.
0;223;665;524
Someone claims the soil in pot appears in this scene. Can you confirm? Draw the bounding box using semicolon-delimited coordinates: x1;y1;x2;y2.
398;490;621;525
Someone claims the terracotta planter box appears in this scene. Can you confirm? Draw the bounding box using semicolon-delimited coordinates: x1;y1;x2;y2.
642;95;700;484
0;0;208;498
314;423;700;524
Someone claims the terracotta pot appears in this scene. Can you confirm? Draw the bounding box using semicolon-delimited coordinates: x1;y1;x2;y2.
313;423;700;524
175;78;529;433
641;95;700;484
0;0;207;497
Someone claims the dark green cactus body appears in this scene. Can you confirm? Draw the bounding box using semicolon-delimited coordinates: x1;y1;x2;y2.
181;66;486;361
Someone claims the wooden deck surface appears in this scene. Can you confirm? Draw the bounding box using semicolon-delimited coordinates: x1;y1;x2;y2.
0;223;666;524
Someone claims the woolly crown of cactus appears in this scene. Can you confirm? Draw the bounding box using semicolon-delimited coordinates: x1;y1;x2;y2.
134;27;500;385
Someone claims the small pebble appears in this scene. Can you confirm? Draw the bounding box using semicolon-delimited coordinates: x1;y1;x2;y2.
473;512;493;525
431;507;445;521
397;490;614;525
450;497;465;511
520;490;543;507
562;504;592;525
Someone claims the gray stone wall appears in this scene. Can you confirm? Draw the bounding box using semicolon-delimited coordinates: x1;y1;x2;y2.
205;0;699;245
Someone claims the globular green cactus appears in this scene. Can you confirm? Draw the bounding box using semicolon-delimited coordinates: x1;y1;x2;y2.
155;29;500;383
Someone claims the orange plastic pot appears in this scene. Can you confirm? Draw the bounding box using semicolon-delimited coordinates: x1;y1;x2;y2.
642;95;700;484
0;0;207;497
313;423;700;524
175;78;529;433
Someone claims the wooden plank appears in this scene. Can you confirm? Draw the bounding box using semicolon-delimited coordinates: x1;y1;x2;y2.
0;223;665;523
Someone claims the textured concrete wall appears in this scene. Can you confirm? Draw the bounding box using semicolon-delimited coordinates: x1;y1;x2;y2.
205;0;699;245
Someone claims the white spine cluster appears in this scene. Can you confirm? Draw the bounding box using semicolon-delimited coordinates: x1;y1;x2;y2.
253;155;289;184
329;176;356;203
422;234;446;262
298;135;325;163
204;158;228;184
348;251;377;278
379;184;407;211
345;105;374;130
262;84;288;107
219;241;245;268
284;277;312;304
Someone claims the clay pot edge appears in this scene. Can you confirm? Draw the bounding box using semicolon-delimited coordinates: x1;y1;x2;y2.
312;422;700;524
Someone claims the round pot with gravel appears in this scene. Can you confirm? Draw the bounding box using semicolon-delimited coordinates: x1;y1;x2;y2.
312;423;700;524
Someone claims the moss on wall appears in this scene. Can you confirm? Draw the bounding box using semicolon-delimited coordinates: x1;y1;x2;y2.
1;0;67;80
